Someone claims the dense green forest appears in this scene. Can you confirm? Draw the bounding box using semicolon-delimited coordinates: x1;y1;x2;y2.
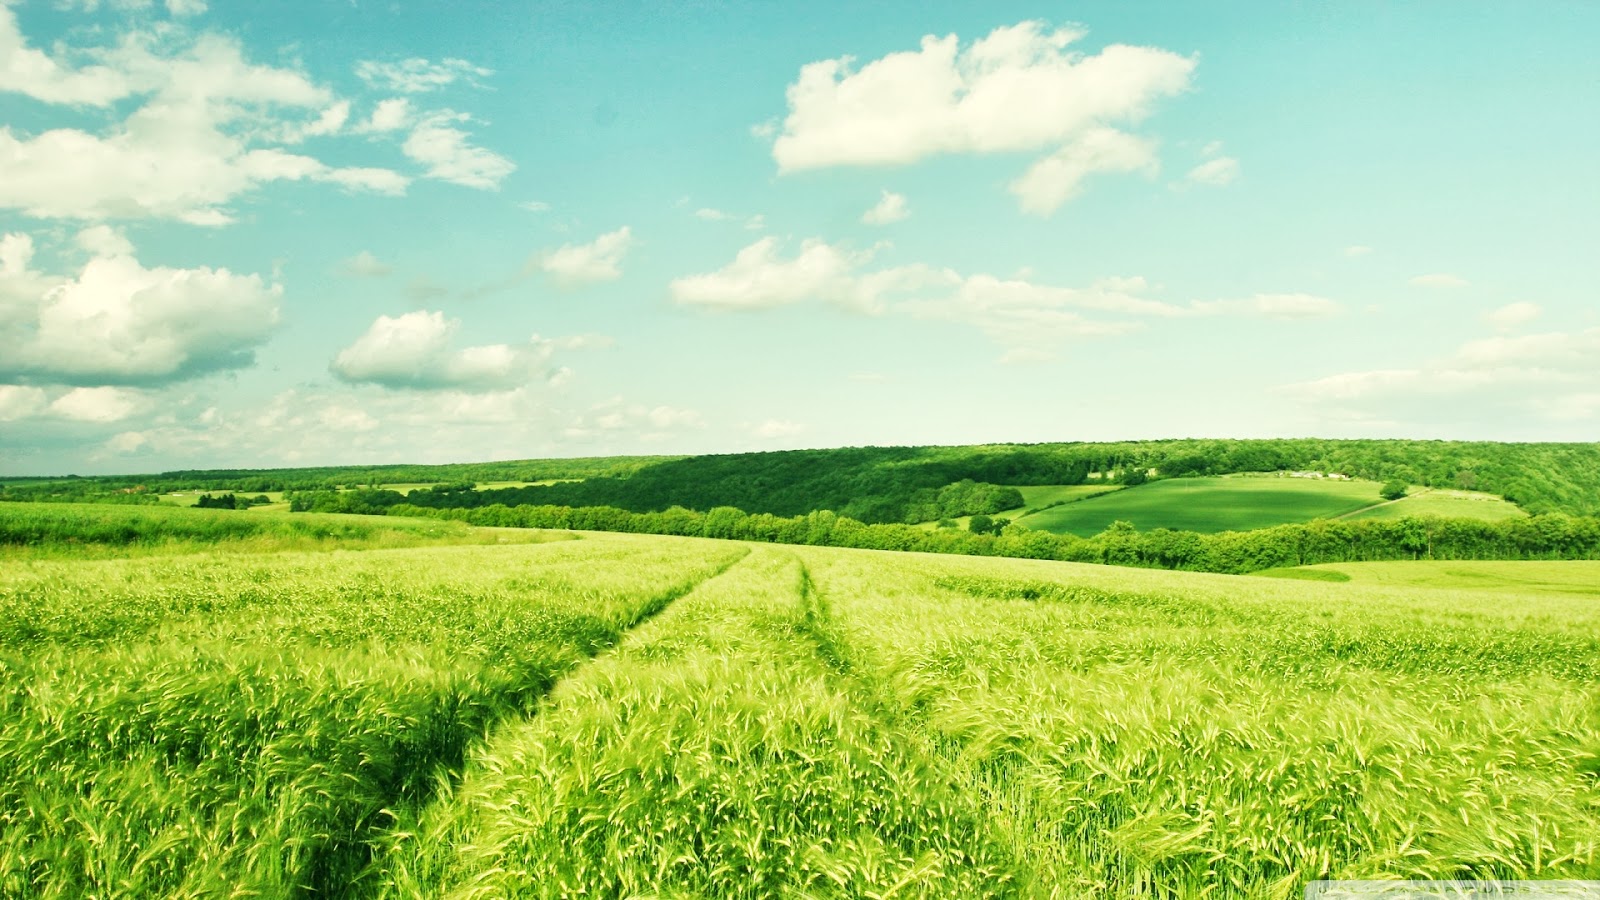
7;439;1600;520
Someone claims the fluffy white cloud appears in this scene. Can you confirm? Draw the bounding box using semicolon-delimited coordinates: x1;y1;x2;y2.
861;190;909;225
1285;326;1600;427
330;310;590;392
363;97;413;132
402;111;515;189
1343;245;1374;258
770;21;1191;209
48;386;148;422
355;57;492;93
539;227;634;286
670;237;939;313
1010;127;1157;214
0;21;411;223
1409;272;1469;288
339;251;392;277
1184;155;1239;186
0;227;281;385
1484;301;1541;331
0;384;47;421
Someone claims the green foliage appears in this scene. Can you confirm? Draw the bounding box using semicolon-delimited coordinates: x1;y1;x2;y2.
1381;480;1410;501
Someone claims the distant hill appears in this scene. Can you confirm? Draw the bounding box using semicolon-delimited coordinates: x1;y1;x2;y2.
8;439;1599;523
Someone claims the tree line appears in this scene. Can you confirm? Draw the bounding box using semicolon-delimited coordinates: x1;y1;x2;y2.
379;501;1600;575
10;438;1600;519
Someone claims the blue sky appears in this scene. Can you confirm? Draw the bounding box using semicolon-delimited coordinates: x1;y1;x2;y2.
1;1;1596;474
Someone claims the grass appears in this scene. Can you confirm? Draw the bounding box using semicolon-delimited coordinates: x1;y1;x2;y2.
1345;488;1527;522
0;501;569;559
918;484;1121;530
1290;559;1600;597
1017;475;1385;536
5;523;1599;897
0;534;746;897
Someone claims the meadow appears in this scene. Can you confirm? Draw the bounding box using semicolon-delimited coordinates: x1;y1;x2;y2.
1015;476;1386;536
1346;489;1527;523
2;502;1597;897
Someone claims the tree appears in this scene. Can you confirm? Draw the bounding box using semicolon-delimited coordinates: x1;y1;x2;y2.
1381;480;1409;501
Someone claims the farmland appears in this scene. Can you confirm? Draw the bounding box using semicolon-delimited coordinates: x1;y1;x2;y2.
1014;475;1385;536
3;502;1597;897
1345;488;1527;523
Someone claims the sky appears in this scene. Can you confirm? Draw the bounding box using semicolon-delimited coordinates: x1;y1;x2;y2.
1;1;1597;475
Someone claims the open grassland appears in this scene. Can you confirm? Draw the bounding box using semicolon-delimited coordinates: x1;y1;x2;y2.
0;501;569;559
1292;559;1600;597
1019;475;1385;536
3;521;1597;897
1347;488;1527;522
918;484;1122;530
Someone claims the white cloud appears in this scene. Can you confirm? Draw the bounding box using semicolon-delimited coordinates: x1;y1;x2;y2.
0;22;410;223
1284;327;1600;427
48;386;147;422
694;207;734;221
166;0;207;16
330;310;581;392
363;97;412;133
0;385;48;421
1010;127;1157;214
1409;272;1469;288
1343;245;1374;258
672;237;1341;358
519;199;551;213
1484;301;1541;332
0;227;281;385
1184;155;1239;186
402;111;515;189
861;189;909;225
339;250;392;277
0;3;130;105
538;227;634;286
770;21;1192;209
753;419;804;439
105;430;149;454
669;237;938;313
355;57;492;94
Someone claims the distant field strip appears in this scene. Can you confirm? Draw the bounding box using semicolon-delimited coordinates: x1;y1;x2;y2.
0;536;744;898
1018;476;1384;536
1345;489;1527;522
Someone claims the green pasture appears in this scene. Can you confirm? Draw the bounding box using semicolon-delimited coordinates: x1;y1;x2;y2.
1016;475;1385;536
1292;559;1600;597
1346;488;1526;522
3;501;1597;897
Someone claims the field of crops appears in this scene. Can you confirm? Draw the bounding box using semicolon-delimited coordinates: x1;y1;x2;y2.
1016;476;1385;536
1346;489;1527;523
3;504;1597;897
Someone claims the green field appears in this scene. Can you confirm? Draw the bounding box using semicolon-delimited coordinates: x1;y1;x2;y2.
918;484;1121;529
1015;475;1385;536
1288;559;1600;597
3;502;1597;897
1345;488;1527;522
